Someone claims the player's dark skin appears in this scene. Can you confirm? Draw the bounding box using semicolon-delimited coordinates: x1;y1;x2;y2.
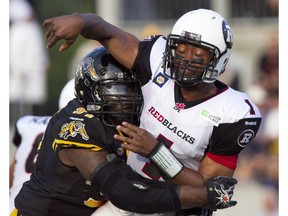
43;13;234;185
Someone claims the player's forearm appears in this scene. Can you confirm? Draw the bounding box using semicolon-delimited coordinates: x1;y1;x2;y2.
79;13;114;41
79;13;139;69
169;167;205;186
198;155;234;181
179;185;207;208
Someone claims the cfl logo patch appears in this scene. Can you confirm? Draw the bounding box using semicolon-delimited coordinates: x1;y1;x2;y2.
153;72;168;88
237;129;255;147
222;20;233;49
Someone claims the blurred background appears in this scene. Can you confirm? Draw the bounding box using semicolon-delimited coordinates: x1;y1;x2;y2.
9;0;278;215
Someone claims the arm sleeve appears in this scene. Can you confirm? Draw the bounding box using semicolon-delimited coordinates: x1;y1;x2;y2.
90;156;182;214
208;117;262;155
207;117;262;169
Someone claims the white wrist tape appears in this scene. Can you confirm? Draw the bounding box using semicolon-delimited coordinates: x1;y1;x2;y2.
149;142;183;179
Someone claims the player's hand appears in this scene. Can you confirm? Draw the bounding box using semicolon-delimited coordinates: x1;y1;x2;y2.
43;13;84;51
205;176;237;211
114;122;158;156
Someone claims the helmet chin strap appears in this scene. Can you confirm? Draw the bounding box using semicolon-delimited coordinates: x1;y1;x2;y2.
175;81;200;90
176;78;217;91
175;70;204;88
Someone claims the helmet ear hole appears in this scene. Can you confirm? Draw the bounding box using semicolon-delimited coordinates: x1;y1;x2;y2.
99;67;107;75
84;78;91;87
101;53;110;66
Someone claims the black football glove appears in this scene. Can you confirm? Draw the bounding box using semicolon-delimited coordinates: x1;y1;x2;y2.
205;176;238;211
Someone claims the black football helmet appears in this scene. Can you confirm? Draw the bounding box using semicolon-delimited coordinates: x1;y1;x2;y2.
75;47;143;127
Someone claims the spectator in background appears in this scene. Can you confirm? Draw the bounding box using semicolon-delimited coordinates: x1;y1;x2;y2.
235;30;279;216
245;31;278;152
260;185;278;216
9;0;50;124
258;32;278;95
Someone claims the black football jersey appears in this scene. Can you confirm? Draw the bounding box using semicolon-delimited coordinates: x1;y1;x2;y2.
14;99;126;216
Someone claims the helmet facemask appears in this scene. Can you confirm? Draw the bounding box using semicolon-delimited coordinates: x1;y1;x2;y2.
163;34;220;87
87;80;143;127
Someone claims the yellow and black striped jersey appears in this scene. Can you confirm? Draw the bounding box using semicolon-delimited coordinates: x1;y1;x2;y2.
14;99;126;215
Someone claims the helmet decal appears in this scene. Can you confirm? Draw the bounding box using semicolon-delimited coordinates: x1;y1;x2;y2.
59;121;89;140
222;20;233;49
180;31;202;43
80;57;99;81
237;129;255;148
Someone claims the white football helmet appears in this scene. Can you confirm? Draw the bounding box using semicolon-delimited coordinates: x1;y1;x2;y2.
58;78;75;109
163;8;233;87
